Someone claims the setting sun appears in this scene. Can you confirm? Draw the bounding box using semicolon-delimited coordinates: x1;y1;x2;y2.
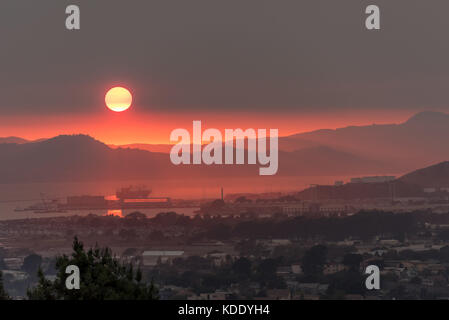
105;87;133;112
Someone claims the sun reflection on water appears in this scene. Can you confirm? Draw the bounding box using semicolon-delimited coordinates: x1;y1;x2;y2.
105;209;124;218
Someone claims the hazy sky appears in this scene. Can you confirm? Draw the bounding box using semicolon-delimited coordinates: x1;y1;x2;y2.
1;0;449;143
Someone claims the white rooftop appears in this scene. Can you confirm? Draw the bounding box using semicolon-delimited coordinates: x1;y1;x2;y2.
142;250;184;256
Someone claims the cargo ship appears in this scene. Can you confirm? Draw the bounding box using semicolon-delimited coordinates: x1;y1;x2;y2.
61;185;172;210
116;185;151;200
115;185;172;209
15;186;188;213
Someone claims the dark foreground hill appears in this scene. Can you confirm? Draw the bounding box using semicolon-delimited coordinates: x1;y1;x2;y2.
297;160;449;200
297;180;423;201
399;161;449;188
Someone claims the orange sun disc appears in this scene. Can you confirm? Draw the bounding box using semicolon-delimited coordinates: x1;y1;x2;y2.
105;87;133;112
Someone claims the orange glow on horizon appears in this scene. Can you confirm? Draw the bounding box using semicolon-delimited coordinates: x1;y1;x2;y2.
105;209;124;218
0;109;417;145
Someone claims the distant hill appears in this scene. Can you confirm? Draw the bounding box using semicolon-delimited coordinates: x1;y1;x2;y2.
399;161;449;188
0;135;267;183
4;111;449;183
109;143;174;153
111;111;449;174
0;134;392;183
283;111;449;172
0;135;169;183
297;159;449;200
277;146;390;176
0;137;29;144
296;180;423;201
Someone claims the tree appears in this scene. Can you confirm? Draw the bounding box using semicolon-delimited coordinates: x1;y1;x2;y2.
125;211;147;220
208;223;231;240
257;258;278;278
326;270;366;296
0;257;6;270
301;245;327;277
122;248;139;257
0;271;10;300
342;253;363;271
27;237;158;300
22;254;42;275
233;257;252;277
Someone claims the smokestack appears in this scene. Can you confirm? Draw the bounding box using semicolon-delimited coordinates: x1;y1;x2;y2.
221;187;224;201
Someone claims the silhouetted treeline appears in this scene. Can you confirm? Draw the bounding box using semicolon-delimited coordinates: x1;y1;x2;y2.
223;211;418;241
12;209;449;242
297;181;423;200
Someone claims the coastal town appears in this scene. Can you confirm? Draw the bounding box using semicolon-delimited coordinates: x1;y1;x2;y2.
2;172;449;300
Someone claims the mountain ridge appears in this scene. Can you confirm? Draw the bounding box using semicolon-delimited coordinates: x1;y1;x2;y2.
1;111;448;182
0;134;391;183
